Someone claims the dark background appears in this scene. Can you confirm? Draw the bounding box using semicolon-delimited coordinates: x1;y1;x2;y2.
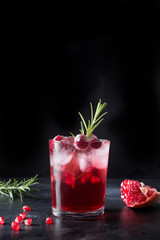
0;1;160;179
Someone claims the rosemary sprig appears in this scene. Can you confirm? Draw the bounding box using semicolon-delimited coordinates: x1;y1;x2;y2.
79;99;108;138
0;175;39;202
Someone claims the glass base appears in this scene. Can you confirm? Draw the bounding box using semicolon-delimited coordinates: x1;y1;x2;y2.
52;207;104;219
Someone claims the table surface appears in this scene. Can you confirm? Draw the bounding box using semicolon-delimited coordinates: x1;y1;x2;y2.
0;178;160;240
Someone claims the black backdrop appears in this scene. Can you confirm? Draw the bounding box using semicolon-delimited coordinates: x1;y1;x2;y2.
0;2;160;179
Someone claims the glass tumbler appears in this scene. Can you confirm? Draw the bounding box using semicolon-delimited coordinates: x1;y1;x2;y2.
49;137;110;219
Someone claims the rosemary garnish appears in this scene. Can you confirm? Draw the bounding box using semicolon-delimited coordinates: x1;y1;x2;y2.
0;175;39;201
79;99;108;138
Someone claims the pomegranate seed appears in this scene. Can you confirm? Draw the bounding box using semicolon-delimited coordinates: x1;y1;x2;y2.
54;135;64;141
74;134;89;150
91;176;100;183
147;190;153;197
11;221;20;231
81;173;92;184
127;180;132;185
15;215;22;223
20;212;26;220
23;205;31;211
46;217;53;224
123;179;128;186
24;218;32;226
65;174;75;186
90;138;102;149
0;217;4;225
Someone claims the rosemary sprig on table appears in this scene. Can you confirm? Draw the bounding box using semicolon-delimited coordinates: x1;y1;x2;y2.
0;175;39;202
79;99;108;138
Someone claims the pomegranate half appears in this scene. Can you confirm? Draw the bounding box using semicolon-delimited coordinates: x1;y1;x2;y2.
120;179;160;208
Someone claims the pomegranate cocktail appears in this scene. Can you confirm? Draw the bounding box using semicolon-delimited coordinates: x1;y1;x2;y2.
49;100;110;219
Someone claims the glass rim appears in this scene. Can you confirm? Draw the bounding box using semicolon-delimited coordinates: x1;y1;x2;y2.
49;137;110;143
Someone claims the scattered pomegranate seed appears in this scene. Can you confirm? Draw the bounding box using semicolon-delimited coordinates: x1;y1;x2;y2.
24;218;32;226
23;205;31;211
46;217;53;224
15;215;22;223
20;212;26;220
11;221;20;231
0;217;4;225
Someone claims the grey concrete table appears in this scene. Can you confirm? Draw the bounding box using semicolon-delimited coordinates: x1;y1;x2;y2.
0;178;160;240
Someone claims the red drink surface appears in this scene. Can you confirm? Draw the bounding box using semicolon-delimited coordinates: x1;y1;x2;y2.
49;139;110;213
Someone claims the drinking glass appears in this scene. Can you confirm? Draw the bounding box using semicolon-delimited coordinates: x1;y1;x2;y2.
49;137;110;219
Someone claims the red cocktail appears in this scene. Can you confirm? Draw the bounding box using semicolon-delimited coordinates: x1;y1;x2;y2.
49;136;110;219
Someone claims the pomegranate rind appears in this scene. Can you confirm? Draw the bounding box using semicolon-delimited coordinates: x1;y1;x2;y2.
132;188;160;208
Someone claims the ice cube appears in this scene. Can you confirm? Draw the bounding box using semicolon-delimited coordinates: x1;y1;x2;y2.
95;141;110;169
55;151;73;165
77;150;95;172
53;141;73;165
